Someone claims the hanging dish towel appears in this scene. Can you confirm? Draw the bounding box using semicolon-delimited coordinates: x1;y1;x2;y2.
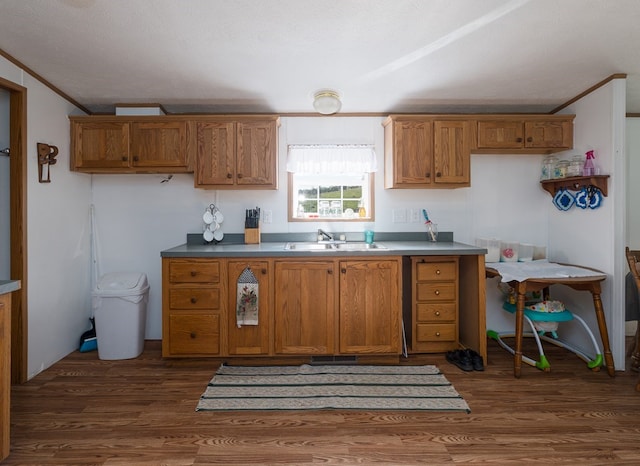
236;267;259;328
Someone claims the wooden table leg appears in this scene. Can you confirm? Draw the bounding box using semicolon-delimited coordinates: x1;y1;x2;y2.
591;290;615;376
513;286;527;378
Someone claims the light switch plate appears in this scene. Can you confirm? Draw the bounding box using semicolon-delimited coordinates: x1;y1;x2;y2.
392;208;407;223
410;208;421;223
263;209;273;224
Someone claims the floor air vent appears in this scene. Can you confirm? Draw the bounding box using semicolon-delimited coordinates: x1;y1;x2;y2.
310;355;357;365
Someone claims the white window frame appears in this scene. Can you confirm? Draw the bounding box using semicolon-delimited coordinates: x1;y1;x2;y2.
286;144;376;222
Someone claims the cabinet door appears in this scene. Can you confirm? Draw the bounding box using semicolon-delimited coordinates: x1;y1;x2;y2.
387;119;433;187
339;260;400;354
524;120;573;149
130;121;189;169
72;121;129;170
194;121;236;187
433;120;471;185
227;260;271;355
236;120;278;188
274;261;335;354
476;120;524;149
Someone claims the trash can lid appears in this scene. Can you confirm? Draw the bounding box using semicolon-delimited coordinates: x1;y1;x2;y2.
96;272;148;292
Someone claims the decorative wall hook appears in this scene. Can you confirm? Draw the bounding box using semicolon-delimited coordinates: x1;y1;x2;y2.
37;143;58;183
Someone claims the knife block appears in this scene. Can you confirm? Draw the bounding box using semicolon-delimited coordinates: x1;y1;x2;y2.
244;227;261;244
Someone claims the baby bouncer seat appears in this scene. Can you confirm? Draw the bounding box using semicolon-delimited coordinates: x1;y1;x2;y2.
488;291;603;371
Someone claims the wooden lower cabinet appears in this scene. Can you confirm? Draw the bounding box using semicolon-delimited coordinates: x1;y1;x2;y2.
161;255;413;358
339;259;402;354
162;258;223;357
274;260;336;354
410;256;459;353
227;260;271;355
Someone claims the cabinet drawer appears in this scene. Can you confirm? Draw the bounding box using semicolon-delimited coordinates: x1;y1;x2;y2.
168;313;220;355
169;288;220;310
416;261;457;281
416;302;456;322
169;260;220;284
416;323;456;342
416;282;456;301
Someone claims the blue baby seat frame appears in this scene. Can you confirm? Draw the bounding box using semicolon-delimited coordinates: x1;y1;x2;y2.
488;302;603;371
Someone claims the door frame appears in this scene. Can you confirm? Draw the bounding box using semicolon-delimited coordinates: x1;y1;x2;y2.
0;76;28;384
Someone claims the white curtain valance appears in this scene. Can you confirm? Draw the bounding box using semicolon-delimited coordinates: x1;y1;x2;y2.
286;144;377;174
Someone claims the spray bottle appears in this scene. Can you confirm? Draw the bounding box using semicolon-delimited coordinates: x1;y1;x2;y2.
583;150;595;176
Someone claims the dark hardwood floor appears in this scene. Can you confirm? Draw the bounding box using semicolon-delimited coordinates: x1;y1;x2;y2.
6;338;640;465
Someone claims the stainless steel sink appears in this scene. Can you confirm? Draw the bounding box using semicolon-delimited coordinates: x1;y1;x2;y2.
283;242;333;251
283;242;386;251
335;242;386;250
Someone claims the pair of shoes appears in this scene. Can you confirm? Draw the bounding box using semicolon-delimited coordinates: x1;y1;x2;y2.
446;350;473;371
464;348;484;371
445;349;484;372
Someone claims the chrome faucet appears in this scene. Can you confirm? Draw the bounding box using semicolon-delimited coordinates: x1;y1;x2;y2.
317;229;333;242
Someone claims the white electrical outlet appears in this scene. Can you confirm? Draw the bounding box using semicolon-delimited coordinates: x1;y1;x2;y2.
392;208;407;223
410;209;421;223
262;209;273;224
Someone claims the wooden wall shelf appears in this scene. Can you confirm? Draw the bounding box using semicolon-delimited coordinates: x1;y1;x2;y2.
540;174;609;197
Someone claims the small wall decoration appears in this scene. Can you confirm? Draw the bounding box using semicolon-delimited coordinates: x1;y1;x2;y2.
37;142;58;183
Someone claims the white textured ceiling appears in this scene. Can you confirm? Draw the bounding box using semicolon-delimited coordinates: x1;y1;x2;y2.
1;0;640;114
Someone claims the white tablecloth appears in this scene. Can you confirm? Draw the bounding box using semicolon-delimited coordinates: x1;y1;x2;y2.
486;260;605;283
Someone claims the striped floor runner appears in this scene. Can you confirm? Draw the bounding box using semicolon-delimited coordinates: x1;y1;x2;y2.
196;364;470;413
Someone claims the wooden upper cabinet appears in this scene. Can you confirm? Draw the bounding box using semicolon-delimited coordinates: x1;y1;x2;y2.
70;116;192;173
194;116;279;189
476;120;524;150
524;119;573;149
130;121;189;168
236;120;278;187
433;120;471;186
383;116;470;188
72;120;130;170
194;121;236;186
385;118;433;187
476;116;574;152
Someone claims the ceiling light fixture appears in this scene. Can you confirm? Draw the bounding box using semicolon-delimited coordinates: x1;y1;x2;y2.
313;90;342;115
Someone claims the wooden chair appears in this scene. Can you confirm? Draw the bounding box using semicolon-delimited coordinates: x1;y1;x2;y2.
625;247;640;392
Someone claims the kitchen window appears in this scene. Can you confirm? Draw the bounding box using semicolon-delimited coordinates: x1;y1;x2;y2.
287;144;376;222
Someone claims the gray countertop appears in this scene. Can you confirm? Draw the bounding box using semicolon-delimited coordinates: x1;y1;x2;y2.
0;280;21;295
161;239;486;258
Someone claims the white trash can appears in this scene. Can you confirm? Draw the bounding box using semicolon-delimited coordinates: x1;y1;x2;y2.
92;272;149;360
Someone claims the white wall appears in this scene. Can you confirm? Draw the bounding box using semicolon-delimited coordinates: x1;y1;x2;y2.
0;90;9;279
547;79;626;368
0;56;93;379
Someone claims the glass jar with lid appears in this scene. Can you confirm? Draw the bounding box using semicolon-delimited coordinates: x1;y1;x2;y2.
554;160;569;179
568;155;583;177
541;155;557;180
